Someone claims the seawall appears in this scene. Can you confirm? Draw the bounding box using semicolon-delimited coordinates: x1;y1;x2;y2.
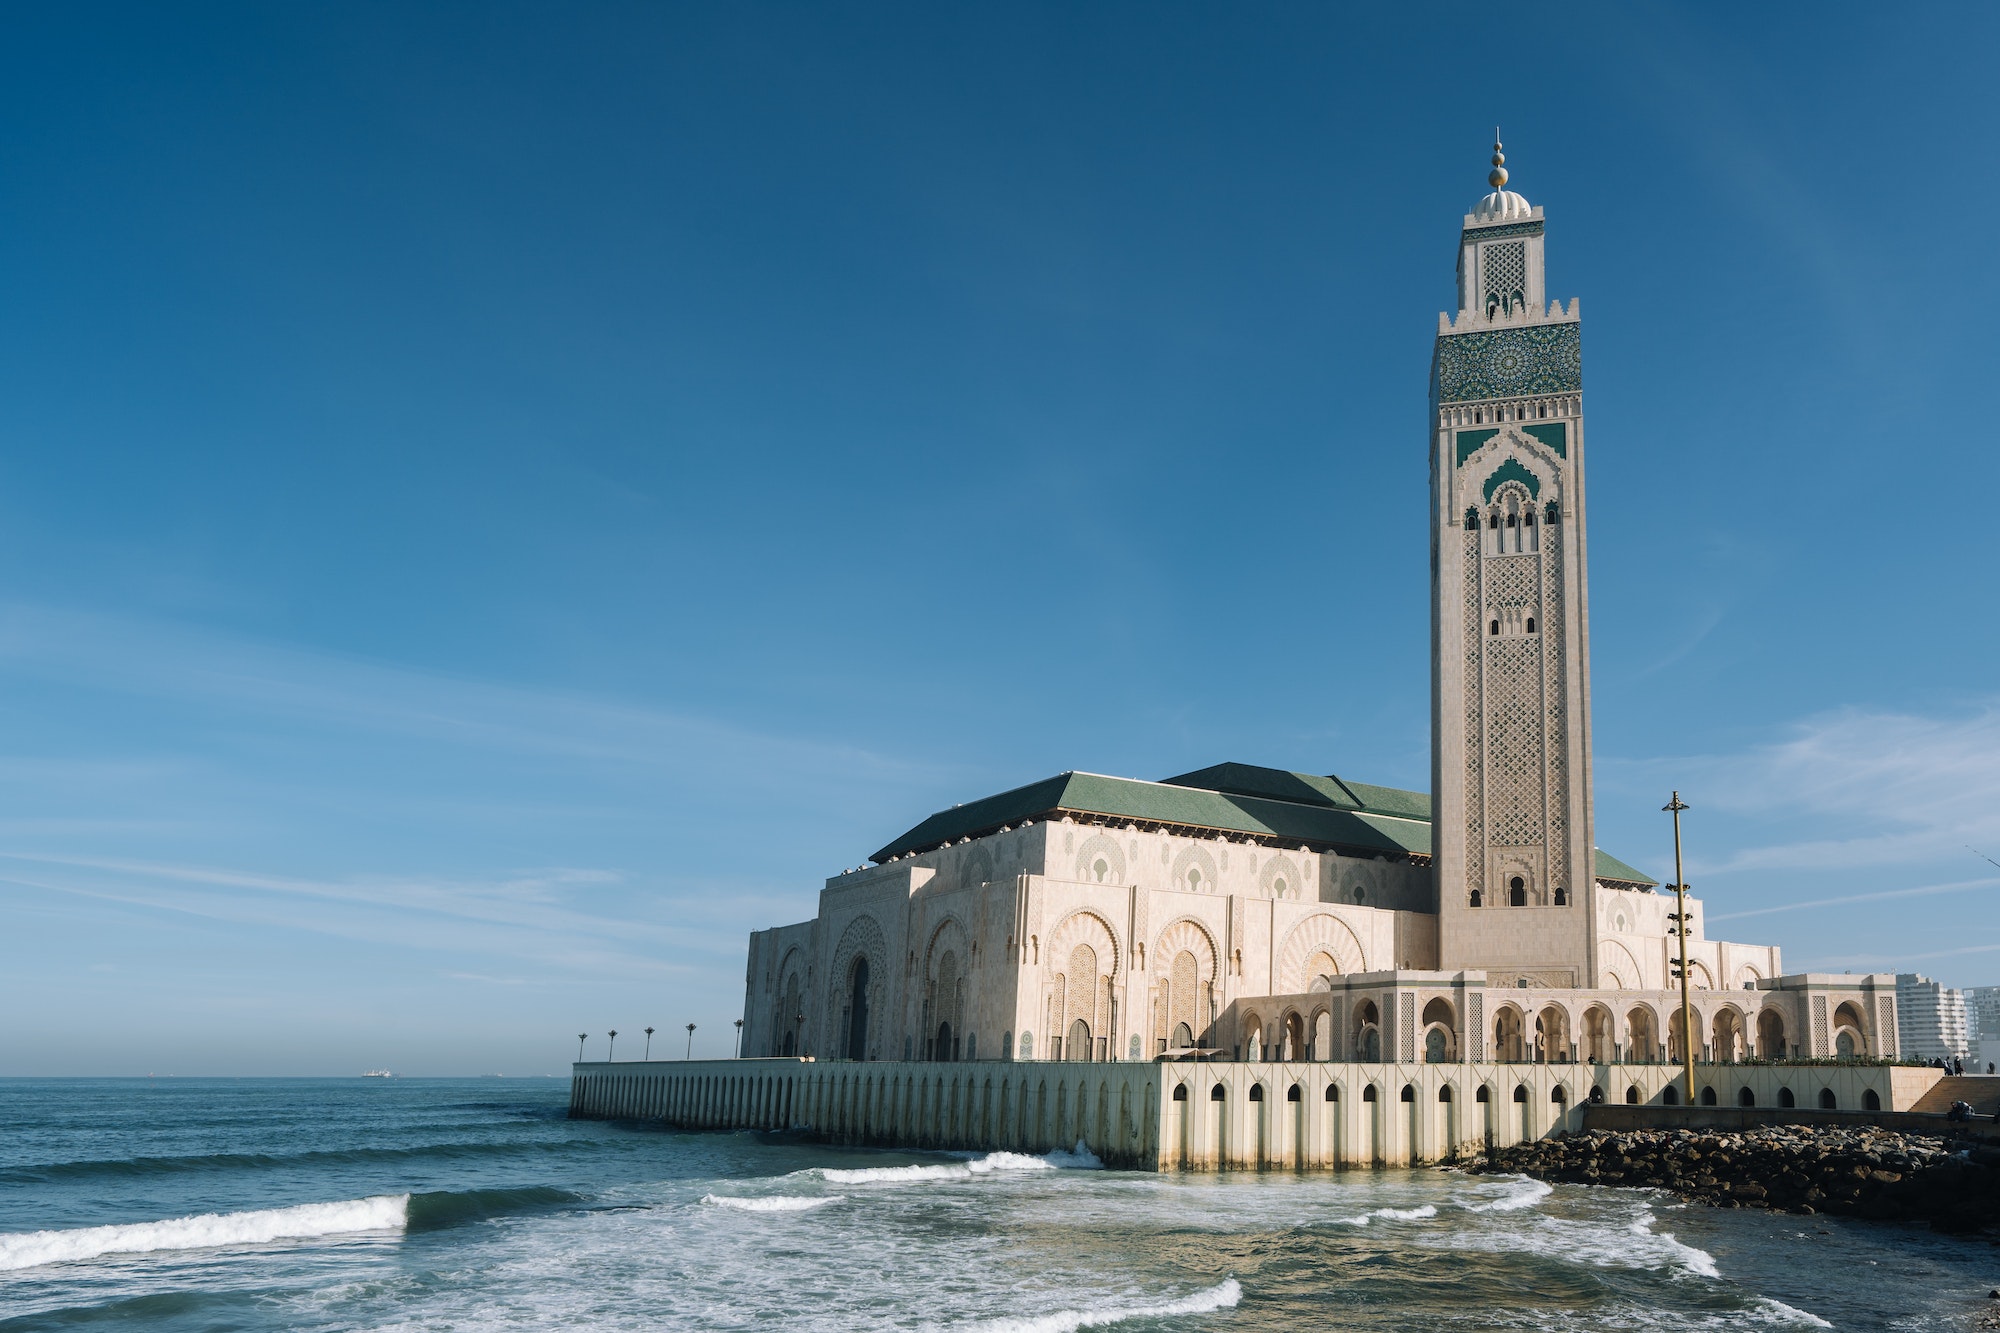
570;1059;1935;1171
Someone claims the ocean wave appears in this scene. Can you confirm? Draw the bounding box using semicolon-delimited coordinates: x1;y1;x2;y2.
0;1138;567;1185
1627;1213;1719;1279
700;1194;845;1213
0;1196;409;1272
966;1278;1242;1332
1747;1297;1834;1328
1458;1176;1554;1213
814;1145;1101;1186
404;1185;582;1232
1330;1204;1439;1226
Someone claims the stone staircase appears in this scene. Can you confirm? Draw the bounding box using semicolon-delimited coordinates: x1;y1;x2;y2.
1907;1075;2000;1116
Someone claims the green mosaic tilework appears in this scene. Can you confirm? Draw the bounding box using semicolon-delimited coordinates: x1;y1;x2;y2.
1461;219;1544;242
1433;323;1581;404
1524;422;1567;457
1482;457;1540;502
1454;428;1499;466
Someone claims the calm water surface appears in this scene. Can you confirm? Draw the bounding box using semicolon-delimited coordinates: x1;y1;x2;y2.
0;1078;1992;1331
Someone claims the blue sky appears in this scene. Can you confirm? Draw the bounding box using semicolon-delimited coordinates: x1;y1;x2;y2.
2;5;1996;1075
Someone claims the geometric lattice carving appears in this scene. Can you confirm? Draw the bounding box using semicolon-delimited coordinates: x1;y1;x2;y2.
1483;241;1525;311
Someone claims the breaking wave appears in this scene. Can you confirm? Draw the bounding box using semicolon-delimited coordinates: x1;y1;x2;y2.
0;1184;584;1270
1330;1204;1438;1226
701;1194;845;1212
1748;1297;1834;1328
813;1144;1102;1186
1458;1176;1554;1213
966;1277;1242;1332
0;1196;409;1272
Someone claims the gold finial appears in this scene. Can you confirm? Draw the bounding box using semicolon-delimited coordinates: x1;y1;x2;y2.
1488;131;1508;190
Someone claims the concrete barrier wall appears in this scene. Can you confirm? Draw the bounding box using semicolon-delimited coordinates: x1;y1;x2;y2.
569;1059;1921;1171
570;1058;1165;1169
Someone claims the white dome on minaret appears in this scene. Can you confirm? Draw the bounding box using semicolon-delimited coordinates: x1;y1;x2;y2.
1472;137;1531;221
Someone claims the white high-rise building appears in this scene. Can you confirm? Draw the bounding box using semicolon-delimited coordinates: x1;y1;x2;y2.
1965;984;2000;1072
1895;973;1970;1061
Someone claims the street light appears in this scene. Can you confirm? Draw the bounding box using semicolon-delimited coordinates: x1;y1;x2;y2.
608;1030;618;1062
577;1033;587;1063
1663;792;1696;1107
644;1027;655;1061
734;1018;745;1058
685;1023;697;1060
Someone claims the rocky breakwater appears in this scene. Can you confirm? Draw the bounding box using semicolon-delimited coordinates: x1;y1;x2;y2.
1477;1125;2000;1234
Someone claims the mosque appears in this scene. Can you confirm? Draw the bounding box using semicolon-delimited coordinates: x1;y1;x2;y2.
736;145;1897;1090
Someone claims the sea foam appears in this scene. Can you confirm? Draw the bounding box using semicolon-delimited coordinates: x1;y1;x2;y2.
0;1195;409;1272
968;1277;1242;1332
700;1194;845;1212
1458;1176;1554;1213
816;1145;1101;1186
1330;1204;1439;1226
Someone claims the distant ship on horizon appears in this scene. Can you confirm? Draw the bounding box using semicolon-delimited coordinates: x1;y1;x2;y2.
361;1070;393;1078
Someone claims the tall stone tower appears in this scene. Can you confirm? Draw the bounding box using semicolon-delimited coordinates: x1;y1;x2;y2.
1429;141;1599;987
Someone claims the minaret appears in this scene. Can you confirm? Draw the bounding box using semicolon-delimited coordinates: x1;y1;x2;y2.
1429;139;1599;988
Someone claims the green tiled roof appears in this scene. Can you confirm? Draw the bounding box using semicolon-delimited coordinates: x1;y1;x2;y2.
1593;848;1657;886
871;770;1417;864
869;759;1655;886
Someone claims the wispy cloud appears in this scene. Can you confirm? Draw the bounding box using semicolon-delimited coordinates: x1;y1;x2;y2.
1618;701;2000;877
1708;876;2000;923
0;600;939;785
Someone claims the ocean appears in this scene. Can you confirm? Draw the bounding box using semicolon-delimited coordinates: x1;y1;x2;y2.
0;1077;1991;1331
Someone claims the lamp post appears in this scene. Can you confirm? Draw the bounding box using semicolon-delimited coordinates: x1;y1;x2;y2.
644;1027;655;1061
685;1022;697;1060
608;1030;617;1062
734;1018;745;1058
1663;792;1696;1107
577;1033;587;1063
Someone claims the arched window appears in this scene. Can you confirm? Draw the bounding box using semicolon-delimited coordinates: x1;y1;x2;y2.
1551;1085;1568;1104
1475;1085;1490;1102
1553;887;1567;906
1172;1022;1193;1049
1525;617;1536;634
1699;1085;1718;1106
1437;1085;1452;1102
1353;886;1366;903
1778;1087;1795;1108
1863;1089;1881;1111
1818;1088;1836;1109
1324;1084;1339;1102
1248;1084;1264;1102
1465;507;1480;530
1662;1084;1679;1105
1172;1083;1188;1101
1210;1083;1225;1101
1737;1087;1755;1107
1510;876;1526;907
1490;620;1500;636
1002;1030;1013;1059
1286;1083;1301;1102
1506;513;1518;528
1544;501;1560;524
1625;1085;1640;1104
1399;1083;1415;1102
1511;1084;1528;1103
1523;510;1535;527
1488;513;1500;530
847;958;871;1061
1470;889;1483;907
1361;1084;1378;1102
